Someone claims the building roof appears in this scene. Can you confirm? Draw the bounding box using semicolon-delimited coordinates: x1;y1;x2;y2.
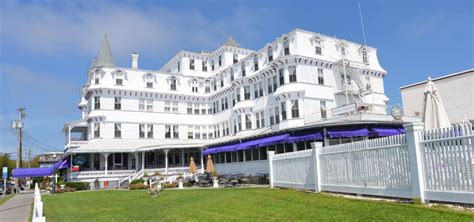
400;69;474;90
95;35;116;68
223;37;240;47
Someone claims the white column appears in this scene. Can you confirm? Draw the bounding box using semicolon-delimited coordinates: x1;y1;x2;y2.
404;123;426;203
134;153;139;171
311;142;323;192
102;153;109;176
323;128;329;146
141;152;145;170
163;149;170;174
267;151;275;188
181;149;185;167
200;149;205;173
68;126;71;147
90;153;94;170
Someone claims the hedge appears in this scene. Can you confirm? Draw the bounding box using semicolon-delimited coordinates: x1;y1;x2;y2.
130;179;145;185
62;182;89;190
129;183;148;190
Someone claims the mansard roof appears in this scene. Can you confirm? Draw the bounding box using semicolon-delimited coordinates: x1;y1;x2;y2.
95;35;116;68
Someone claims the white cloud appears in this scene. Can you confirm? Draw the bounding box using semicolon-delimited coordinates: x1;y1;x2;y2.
0;1;274;61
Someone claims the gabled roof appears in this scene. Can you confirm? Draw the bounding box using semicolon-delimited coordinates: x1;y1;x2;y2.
223;37;240;47
95;35;116;68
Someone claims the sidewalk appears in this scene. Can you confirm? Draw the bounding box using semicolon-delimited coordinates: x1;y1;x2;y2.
0;190;34;222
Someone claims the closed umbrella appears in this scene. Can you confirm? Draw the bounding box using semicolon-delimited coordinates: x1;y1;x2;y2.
423;77;451;129
206;155;215;173
188;157;197;174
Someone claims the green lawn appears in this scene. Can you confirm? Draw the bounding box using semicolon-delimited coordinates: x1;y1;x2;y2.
43;188;473;222
0;194;14;205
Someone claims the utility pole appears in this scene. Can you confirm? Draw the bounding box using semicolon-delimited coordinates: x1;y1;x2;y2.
28;148;31;168
12;107;26;193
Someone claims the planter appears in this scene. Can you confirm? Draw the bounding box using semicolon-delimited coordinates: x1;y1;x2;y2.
178;180;184;189
213;177;219;188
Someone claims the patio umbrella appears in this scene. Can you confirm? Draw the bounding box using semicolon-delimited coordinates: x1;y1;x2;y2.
206;155;215;173
188;157;197;174
422;77;451;129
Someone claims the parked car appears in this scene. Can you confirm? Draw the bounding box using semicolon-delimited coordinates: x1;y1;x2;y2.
0;182;16;195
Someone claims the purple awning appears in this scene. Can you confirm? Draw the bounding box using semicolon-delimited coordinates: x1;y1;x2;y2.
369;127;404;137
286;132;323;143
237;134;290;150
12;167;55;178
54;158;70;169
327;127;369;138
203;144;239;155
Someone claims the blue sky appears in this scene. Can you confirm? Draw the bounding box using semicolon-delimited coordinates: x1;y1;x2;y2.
0;0;472;155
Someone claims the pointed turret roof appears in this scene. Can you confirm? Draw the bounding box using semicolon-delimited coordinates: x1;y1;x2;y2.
223;37;240;48
95;35;115;68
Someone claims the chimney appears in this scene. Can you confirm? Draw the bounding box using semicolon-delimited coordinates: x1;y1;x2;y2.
131;53;139;69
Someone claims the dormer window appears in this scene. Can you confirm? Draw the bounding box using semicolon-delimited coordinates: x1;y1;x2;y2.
192;79;198;93
315;40;322;55
190;59;195;70
253;54;259;71
93;71;100;84
170;77;177;90
233;54;238;64
202;61;208;72
267;47;273;62
283;37;290;56
115;72;124;85
145;75;154;88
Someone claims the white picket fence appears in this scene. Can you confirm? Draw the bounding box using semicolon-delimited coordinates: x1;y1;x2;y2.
268;123;474;204
32;183;46;222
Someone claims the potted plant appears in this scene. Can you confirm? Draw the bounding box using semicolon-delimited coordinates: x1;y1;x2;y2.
177;174;184;189
211;171;219;188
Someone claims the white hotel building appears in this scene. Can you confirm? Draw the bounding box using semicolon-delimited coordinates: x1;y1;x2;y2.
64;29;412;185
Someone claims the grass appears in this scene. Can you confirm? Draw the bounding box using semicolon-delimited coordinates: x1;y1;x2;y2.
42;188;473;222
0;194;15;206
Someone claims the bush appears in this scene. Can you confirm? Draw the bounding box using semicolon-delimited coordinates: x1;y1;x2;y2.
63;182;89;190
183;182;193;187
153;171;161;176
130;179;145;185
163;182;177;189
129;183;148;190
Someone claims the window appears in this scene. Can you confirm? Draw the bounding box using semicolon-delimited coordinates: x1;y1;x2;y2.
254;82;263;98
256;112;261;128
275;106;280;124
267;78;273;93
283;38;290;55
172;101;179;113
230;68;234;81
173;125;179;138
320;101;327;119
114;123;121;138
259;82;264;97
241;63;246;77
188;126;194;139
189;59;195;70
224;97;229;109
269;108;275;125
116;74;123;85
204;80;210;93
281;102;287;120
236;87;241;102
218;55;222;67
279;69;284;85
256;111;265;128
194;126;201;139
341;46;346;56
253;54;259;71
244;86;251;100
187;102;192;114
192;80;198;93
164;101;171;112
146;77;153;88
267;47;273;62
254;83;259;99
245;114;252;130
139;99;145;111
114;97;121;110
94;123;100;138
340;74;351;85
273;76;278;91
315;40;322;55
147;124;153;138
177;61;181;72
211;60;215;71
146;99;153;112
289;66;297;82
202;61;208;72
291;100;299;118
139;124;145;138
194;103;200;114
317;68;324;85
165;125;171;138
362;48;368;64
237;116;242;131
220;77;224;88
94;96;100;109
93;72;100;84
170;77;177;90
365;76;372;91
233;54;238;64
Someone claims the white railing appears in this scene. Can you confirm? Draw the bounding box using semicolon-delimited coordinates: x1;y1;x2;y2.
32;183;45;222
70;170;135;179
269;123;474;204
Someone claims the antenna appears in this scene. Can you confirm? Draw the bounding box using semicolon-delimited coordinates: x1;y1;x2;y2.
358;3;367;46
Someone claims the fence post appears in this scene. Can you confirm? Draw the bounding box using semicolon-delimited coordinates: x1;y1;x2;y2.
404;123;426;203
267;151;275;189
311;142;323;192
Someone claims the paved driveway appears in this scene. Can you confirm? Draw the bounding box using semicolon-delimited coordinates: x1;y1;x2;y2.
0;190;34;222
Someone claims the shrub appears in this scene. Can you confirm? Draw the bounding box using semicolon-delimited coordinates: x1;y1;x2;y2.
163;182;177;189
153;171;161;176
63;182;89;190
183;182;193;187
129;183;148;190
130;179;145;185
